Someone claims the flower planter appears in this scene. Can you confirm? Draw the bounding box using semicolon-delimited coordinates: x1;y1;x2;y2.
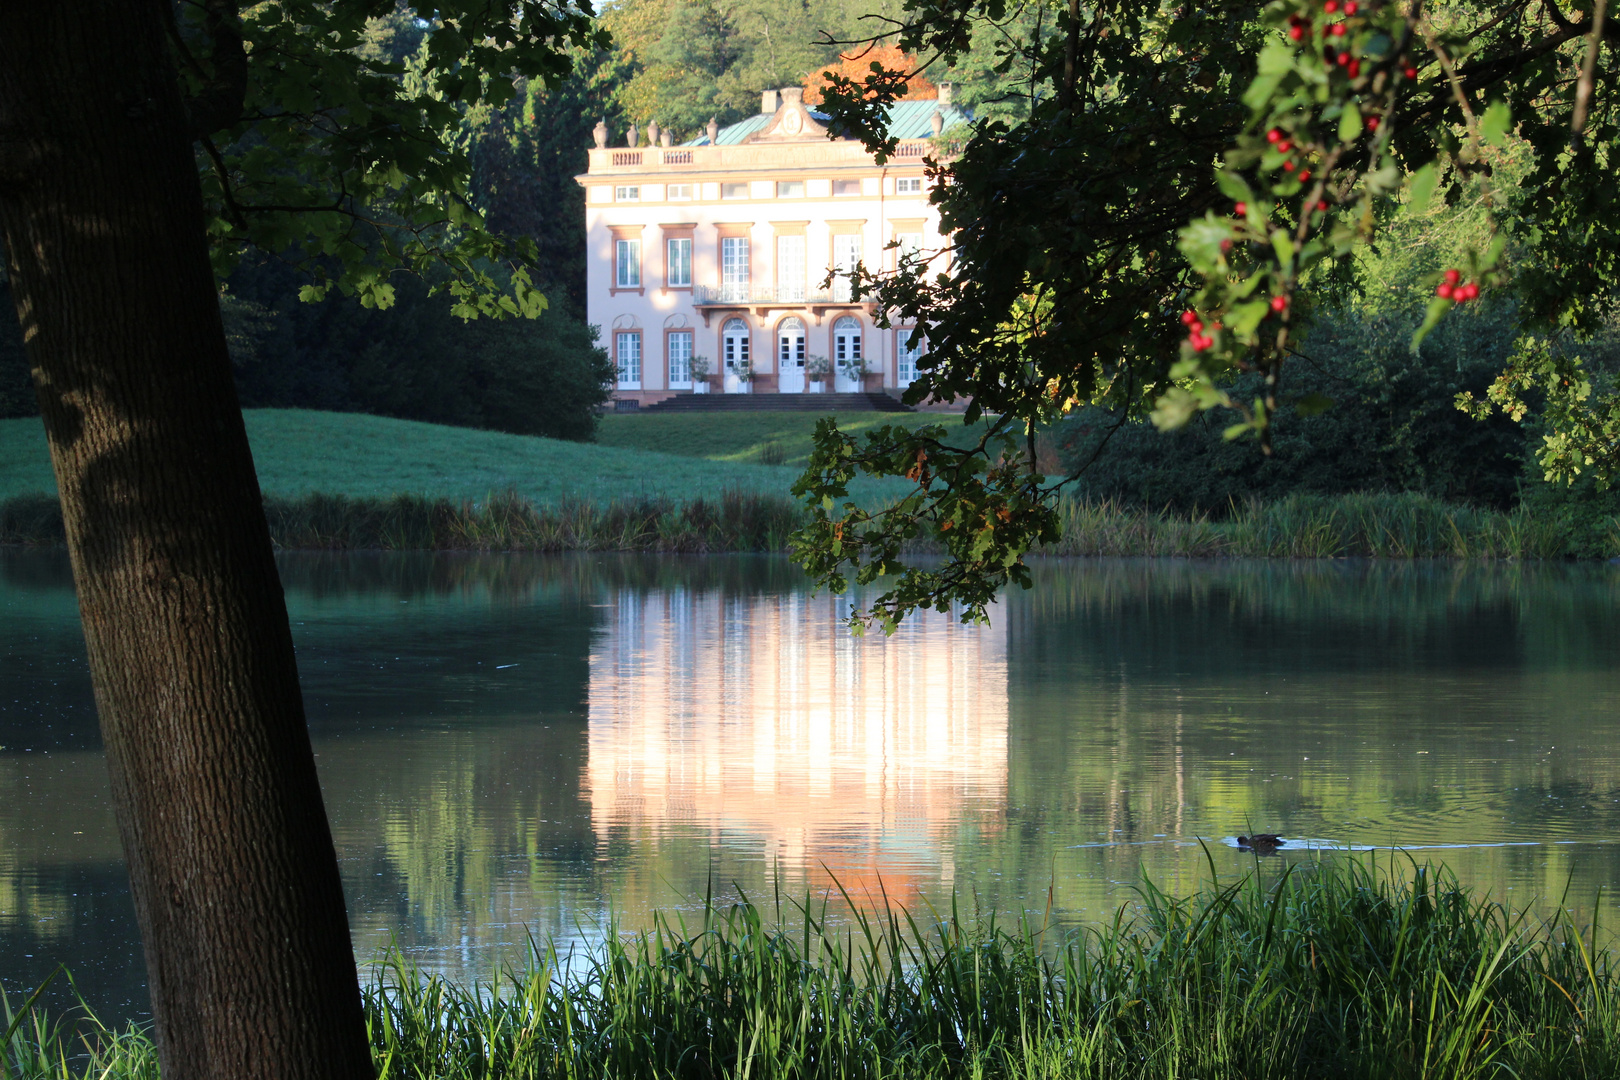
808;380;825;393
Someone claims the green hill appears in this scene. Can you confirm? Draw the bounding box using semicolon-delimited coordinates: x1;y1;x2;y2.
596;410;987;468
0;409;923;507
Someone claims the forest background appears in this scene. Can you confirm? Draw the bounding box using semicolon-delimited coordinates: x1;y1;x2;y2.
0;0;1613;538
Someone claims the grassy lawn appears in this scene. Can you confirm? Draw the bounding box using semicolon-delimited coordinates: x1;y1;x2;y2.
0;409;916;507
596;409;992;467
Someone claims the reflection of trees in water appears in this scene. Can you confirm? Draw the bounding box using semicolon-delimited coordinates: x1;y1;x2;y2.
7;552;1620;1020
993;558;1620;927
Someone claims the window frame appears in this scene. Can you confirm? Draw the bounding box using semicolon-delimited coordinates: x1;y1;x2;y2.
615;330;643;390
609;226;645;295
666;328;695;389
662;225;695;291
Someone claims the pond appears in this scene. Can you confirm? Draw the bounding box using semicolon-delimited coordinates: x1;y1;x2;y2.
3;550;1620;1024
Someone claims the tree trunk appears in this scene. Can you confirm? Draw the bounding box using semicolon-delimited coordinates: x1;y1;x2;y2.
0;3;373;1078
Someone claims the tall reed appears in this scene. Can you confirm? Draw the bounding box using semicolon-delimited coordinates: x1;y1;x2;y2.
1;489;1612;559
8;858;1619;1078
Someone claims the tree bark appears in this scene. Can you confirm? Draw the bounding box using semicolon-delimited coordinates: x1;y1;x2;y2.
0;3;373;1078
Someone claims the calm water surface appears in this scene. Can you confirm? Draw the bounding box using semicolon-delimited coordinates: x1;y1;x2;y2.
3;551;1620;1022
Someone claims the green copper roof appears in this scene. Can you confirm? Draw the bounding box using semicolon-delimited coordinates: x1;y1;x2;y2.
685;100;971;146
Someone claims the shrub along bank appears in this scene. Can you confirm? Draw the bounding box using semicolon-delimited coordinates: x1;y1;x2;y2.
2;488;1616;559
8;859;1620;1079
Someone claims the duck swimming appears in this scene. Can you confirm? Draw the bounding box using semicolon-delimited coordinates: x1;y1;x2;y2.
1236;834;1286;851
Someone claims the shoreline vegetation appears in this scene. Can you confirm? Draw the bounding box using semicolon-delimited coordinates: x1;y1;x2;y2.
2;489;1616;560
7;858;1620;1078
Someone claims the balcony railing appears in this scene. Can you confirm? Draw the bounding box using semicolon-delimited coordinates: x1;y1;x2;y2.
692;285;866;306
596;141;936;168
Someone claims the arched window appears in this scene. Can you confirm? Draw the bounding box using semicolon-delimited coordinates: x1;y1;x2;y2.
833;316;862;365
778;317;805;365
722;318;750;370
833;316;863;392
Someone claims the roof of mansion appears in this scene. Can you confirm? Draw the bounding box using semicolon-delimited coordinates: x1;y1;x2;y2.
580;87;971;177
688;97;973;146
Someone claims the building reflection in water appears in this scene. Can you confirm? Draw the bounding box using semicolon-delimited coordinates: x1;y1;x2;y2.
586;588;1008;910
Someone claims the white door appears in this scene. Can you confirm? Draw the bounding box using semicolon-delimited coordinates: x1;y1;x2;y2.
777;318;806;393
722;318;751;394
833;316;863;392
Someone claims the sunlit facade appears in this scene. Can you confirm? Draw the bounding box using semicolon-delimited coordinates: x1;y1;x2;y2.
578;87;967;405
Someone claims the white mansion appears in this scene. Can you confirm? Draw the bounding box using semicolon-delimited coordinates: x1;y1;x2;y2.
578;86;968;404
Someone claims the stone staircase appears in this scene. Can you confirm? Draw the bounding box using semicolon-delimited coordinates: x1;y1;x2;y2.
636;392;911;413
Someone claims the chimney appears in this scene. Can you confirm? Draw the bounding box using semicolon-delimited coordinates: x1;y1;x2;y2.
761;89;780;114
937;81;954;106
707;117;719;144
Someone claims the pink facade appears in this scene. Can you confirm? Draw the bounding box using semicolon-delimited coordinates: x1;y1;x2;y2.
577;87;960;404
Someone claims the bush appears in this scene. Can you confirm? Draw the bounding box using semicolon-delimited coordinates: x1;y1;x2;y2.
225;258;615;441
1059;300;1529;511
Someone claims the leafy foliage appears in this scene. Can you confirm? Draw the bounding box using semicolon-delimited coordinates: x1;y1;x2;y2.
224;260;614;441
176;0;606;315
791;0;1620;629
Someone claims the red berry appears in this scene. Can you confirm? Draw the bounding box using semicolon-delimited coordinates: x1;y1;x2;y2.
1343;0;1358;12
1181;310;1198;325
1316;199;1329;211
1348;58;1361;77
1270;295;1289;313
1461;282;1479;300
1212;321;1224;331
1330;22;1346;36
1235;201;1247;215
1443;268;1461;286
1403;65;1418;79
1283;160;1296;172
1323;0;1339;11
1436;283;1454;299
1191;319;1205;334
1298;170;1312;182
1365;116;1380;132
1289;23;1306;39
1267;128;1283;143
1220;238;1234;253
1277;140;1292;153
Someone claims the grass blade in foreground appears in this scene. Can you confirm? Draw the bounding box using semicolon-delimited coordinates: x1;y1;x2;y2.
13;856;1620;1078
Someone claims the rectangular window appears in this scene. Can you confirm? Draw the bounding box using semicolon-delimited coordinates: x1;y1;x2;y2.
832;233;861;302
668;330;694;387
776;180;805;198
895;177;923;194
615;332;642;388
668;184;693;200
614;185;640;201
833;179;861;196
615;239;641;288
721;236;750;301
667;237;692;287
896;231;924;270
776;235;805;302
898;329;924;385
721;182;749;199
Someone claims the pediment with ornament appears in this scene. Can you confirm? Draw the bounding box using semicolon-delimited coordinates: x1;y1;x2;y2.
746;88;831;142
